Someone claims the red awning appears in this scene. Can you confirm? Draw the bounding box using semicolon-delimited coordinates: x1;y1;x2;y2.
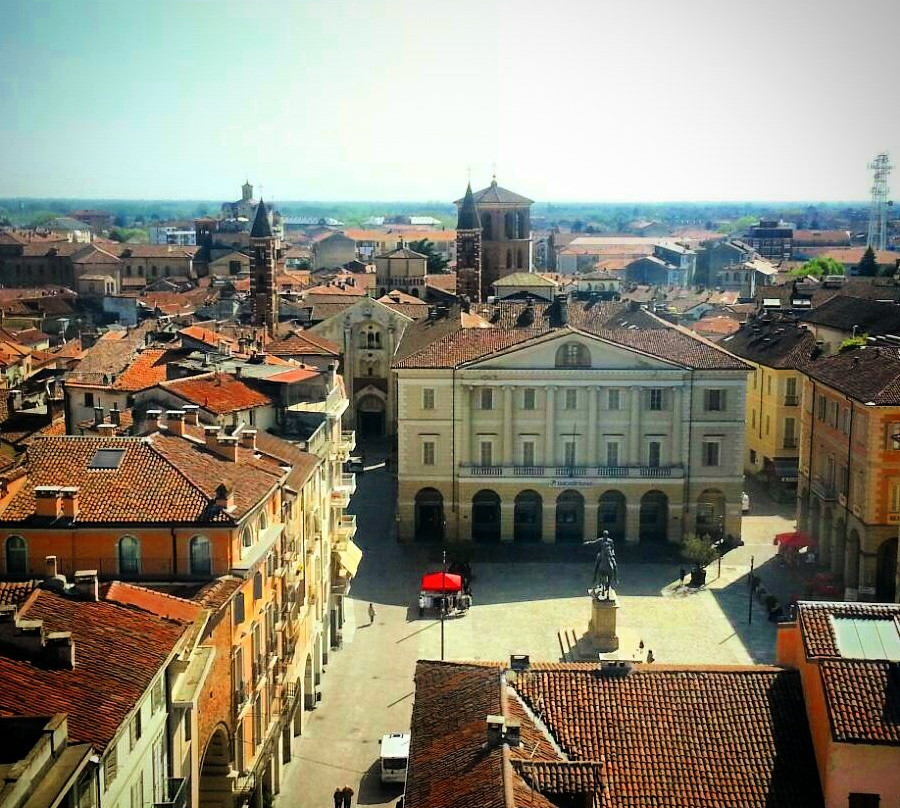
420;572;463;593
774;531;816;549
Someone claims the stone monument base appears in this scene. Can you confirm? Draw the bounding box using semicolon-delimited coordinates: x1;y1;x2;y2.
568;589;620;659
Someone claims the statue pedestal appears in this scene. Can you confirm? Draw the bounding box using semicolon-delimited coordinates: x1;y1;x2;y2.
569;589;620;659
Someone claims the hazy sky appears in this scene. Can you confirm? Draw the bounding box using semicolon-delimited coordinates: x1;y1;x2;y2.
1;0;898;202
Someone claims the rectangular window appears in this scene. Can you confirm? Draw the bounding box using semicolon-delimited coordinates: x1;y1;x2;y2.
522;389;536;410
817;395;827;421
751;409;756;429
128;709;142;751
607;389;620;410
785;376;798;404
890;424;900;450
423;441;435;466
784;417;797;448
564;389;577;410
151;677;164;713
479;441;493;467
890;482;900;513
480;389;493;410
766;375;772;395
563;441;576;467
703;441;721;467
104;746;118;785
422;388;435;410
522;441;535;467
704;389;726;411
605;441;619;467
848;795;880;808
235;724;244;773
648;389;664;411
647;440;661;468
749;449;757;465
130;772;143;808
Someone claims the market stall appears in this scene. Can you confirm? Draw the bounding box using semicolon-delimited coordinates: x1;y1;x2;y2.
773;531;816;566
418;572;469;617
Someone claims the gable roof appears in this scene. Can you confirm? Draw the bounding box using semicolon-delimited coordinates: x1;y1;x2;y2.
799;295;900;335
161;373;272;414
456;179;533;206
492;272;557;288
111;348;184;392
267;330;341;357
804;343;900;404
721;317;817;369
0;588;189;752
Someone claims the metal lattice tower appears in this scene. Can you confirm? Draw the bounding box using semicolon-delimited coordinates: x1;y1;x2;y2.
867;151;893;251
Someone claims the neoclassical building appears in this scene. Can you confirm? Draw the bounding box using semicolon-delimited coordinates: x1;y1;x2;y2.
394;299;750;545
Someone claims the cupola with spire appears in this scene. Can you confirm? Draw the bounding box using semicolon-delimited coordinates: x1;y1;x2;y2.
250;199;273;239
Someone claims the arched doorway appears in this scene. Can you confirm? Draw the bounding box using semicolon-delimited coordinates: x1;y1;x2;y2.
199;726;231;808
695;489;725;539
876;537;898;602
598;491;626;541
639;491;669;542
514;490;542;543
414;488;444;541
471;490;501;543
845;530;861;590
555;490;584;543
356;394;385;438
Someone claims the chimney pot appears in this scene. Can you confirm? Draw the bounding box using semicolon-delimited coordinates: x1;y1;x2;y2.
59;487;80;519
204;425;221;452
504;719;521;747
72;571;99;602
109;404;121;426
217;435;239;462
45;555;58;578
486;715;505;747
146;409;163;431
182;405;200;425
240;429;257;451
93;406;104;426
166;410;185;436
510;654;530;671
34;486;63;519
96;423;116;436
215;482;235;511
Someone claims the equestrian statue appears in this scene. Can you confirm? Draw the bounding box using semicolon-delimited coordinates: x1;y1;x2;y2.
584;530;618;600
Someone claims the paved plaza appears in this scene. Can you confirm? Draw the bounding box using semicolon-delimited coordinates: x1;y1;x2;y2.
279;460;798;808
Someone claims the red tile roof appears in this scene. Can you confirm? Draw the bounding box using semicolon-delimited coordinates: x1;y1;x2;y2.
0;580;38;606
0;588;189;751
267;330;341;357
178;325;238;350
161;372;272;414
104;581;203;623
265;366;321;384
0;433;283;525
111;348;183;392
406;661;823;808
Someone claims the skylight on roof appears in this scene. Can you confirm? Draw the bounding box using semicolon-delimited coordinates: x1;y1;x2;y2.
831;616;900;661
88;448;126;470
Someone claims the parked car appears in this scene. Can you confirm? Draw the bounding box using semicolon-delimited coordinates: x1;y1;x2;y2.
379;733;410;784
741;492;750;513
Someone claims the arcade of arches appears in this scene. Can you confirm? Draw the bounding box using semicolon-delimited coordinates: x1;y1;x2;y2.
404;485;729;544
800;490;900;602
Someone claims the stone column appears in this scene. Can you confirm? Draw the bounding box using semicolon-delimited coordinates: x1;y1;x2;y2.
585;502;600;542
587;387;598;467
542;496;557;544
545;386;556;467
500;501;515;543
626;502;641;544
671;388;682;464
628;386;642;464
503;386;514;466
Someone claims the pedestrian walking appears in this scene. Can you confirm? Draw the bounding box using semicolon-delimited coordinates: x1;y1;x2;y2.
341;785;354;808
368;603;376;625
646;649;655;664
333;788;343;808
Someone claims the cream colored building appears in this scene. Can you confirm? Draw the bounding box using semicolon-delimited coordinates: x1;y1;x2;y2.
395;302;750;545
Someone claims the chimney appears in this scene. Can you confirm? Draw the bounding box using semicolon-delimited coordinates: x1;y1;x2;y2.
72;570;99;602
216;435;239;462
510;654;530;671
59;487;79;519
166;410;185;436
146;409;163;432
215;482;235;511
486;715;505;747
96;423;116;436
93;406;104;426
34;486;63;519
204;425;222;452
45;555;58;579
240;429;257;451
554;293;568;326
45;632;75;669
182;405;200;426
109;403;121;426
504;719;521;748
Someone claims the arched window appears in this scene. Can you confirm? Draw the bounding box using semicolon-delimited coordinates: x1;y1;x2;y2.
555;342;591;368
517;249;524;269
118;536;140;575
517;210;528;239
505;212;515;239
189;535;211;576
482;213;493;240
506;248;512;268
5;536;27;577
253;571;263;600
258;509;268;533
242;526;253;549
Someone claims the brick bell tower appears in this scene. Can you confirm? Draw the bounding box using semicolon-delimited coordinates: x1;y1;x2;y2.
454;182;482;301
249;199;279;335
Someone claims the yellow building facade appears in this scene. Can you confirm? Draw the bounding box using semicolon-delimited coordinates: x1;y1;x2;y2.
396;324;749;546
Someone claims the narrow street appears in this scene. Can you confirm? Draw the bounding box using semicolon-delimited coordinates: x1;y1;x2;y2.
278;464;800;807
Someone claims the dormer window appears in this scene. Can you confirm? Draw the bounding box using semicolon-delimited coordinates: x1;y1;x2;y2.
556;342;590;368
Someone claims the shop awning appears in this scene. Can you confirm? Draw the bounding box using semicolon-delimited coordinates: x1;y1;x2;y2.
421;572;462;593
774;531;816;549
337;540;363;577
772;457;799;483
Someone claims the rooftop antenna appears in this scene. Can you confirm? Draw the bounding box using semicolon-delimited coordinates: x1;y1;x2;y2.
867;152;893;252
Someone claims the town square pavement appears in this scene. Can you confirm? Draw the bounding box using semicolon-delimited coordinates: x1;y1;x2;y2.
278;462;797;808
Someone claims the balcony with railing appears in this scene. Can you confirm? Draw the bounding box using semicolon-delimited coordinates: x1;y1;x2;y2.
154;778;187;808
336;430;356;461
783;395;799;406
460;463;685;480
811;477;837;501
234;681;250;716
334;514;357;547
331;473;356;507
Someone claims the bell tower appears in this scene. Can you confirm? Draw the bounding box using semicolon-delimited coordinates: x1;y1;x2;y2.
454;182;482;301
242;179;253;203
249;199;279;335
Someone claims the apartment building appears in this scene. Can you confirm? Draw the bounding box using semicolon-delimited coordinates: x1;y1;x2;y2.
723;316;816;500
394;298;749;545
798;341;900;602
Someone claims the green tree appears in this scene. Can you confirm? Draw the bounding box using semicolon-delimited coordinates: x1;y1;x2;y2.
789;257;844;278
857;246;878;277
408;239;449;273
680;534;718;566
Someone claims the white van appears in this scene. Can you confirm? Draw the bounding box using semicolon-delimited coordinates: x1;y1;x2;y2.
379;733;410;784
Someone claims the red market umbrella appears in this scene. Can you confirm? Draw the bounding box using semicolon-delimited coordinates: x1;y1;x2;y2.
773;531;816;549
420;572;463;593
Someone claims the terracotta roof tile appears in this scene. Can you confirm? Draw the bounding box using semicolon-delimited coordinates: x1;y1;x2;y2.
267;330;341;357
0;580;39;606
111;348;183;392
804;344;900;404
104;581;203;623
161;373;272;414
0;589;189;751
192;576;243;611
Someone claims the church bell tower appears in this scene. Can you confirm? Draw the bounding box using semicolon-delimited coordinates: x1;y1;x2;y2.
454;182;482;301
249;199;279;335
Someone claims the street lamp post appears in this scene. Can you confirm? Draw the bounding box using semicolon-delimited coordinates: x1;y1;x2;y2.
440;549;447;661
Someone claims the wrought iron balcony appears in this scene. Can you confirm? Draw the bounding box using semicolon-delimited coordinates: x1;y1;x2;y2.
783;395;799;406
811;477;837;500
331;474;356;506
154;778;187;808
460;463;685;480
